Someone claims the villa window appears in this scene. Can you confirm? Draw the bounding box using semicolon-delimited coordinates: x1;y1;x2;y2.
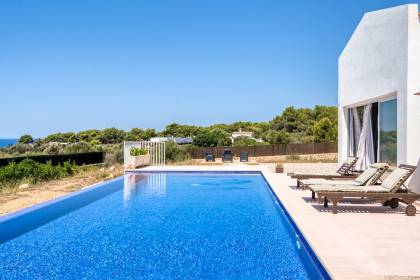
378;99;397;164
347;98;397;170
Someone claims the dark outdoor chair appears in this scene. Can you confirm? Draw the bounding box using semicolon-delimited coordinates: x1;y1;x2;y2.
240;151;248;162
222;149;233;162
205;152;215;162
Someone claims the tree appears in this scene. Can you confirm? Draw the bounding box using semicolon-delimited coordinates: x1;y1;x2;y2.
312;118;338;142
43;132;75;143
193;129;219;147
100;128;125;144
162;123;201;137
193;128;231;147
143;128;157;140
271;106;313;133
211;128;232;146
165;141;191;163
230;121;253;132
233;136;257;146
76;129;101;143
18;134;34;144
125;128;145;141
313;105;338;123
265;130;290;144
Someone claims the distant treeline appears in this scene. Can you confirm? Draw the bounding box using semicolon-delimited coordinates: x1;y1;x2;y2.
13;105;337;148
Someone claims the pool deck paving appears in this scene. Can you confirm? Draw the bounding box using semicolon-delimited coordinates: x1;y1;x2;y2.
139;164;420;280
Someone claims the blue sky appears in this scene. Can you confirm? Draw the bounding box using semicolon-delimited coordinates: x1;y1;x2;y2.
0;0;417;138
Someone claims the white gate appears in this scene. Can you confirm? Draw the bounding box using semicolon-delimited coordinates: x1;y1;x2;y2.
124;141;166;168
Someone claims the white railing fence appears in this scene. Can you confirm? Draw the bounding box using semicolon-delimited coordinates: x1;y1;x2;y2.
124;141;165;168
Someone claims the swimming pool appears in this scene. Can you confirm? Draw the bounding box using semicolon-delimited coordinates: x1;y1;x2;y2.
0;172;330;279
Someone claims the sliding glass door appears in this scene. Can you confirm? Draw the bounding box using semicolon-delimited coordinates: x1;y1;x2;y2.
378;99;397;164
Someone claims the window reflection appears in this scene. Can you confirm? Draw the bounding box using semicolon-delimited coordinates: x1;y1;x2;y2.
379;99;397;164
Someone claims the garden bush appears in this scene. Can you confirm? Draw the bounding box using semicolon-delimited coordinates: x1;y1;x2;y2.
232;136;257;146
100;144;124;166
130;147;148;156
0;159;78;190
165;141;191;163
59;142;96;154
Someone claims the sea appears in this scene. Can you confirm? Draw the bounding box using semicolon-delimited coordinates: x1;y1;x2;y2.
0;139;18;148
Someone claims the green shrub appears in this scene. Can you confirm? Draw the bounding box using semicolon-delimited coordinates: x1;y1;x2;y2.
59;142;96;154
130;147;148;156
18;134;34;144
264;130;290;144
100;144;124;166
42;143;62;155
233;136;257;146
312;118;338;142
193;128;231;147
165;141;191;163
0;159;78;190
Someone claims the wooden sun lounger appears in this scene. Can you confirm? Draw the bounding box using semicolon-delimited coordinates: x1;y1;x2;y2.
311;164;419;215
292;157;359;188
304;163;389;197
316;189;420;215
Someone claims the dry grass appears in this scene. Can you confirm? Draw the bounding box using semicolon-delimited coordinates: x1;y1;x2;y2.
169;153;338;165
0;164;123;216
254;153;338;163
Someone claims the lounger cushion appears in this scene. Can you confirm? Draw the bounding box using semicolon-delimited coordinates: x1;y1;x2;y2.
311;184;363;192
354;167;379;185
363;186;389;193
365;163;389;185
381;168;412;193
294;172;341;177
370;163;389;169
301;179;359;186
311;184;390;193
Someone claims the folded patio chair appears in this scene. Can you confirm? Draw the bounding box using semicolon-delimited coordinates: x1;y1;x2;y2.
292;157;359;188
222;149;233;162
205;152;215;162
240;151;248;162
311;164;419;215
300;163;389;196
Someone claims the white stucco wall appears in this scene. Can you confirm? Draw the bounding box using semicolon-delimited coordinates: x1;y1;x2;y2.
339;5;409;108
406;5;420;191
338;5;409;164
338;4;420;192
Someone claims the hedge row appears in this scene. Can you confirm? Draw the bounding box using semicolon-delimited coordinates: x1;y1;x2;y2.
0;152;104;168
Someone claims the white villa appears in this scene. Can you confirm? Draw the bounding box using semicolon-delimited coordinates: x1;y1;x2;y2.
338;4;420;192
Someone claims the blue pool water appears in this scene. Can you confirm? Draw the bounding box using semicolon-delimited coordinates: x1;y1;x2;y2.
0;172;329;279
